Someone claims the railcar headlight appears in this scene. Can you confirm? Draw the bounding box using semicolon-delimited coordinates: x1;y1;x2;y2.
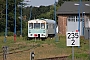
41;34;45;36
41;34;43;36
30;34;32;36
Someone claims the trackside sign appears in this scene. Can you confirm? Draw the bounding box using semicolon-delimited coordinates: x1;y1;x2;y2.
66;32;80;46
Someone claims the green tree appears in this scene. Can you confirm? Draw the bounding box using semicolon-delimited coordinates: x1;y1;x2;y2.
7;0;24;32
0;0;6;32
0;0;27;36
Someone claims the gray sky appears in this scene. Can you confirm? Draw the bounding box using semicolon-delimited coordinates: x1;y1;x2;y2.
24;0;58;7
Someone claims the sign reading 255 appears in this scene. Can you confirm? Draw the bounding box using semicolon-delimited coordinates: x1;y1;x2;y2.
66;32;80;46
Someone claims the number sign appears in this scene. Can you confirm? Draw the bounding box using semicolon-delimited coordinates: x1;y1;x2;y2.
66;32;80;46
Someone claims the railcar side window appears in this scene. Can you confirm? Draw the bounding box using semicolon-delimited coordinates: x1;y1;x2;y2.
41;23;45;29
34;23;40;29
29;23;33;29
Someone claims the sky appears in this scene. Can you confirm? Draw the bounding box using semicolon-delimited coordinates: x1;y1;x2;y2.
24;0;58;7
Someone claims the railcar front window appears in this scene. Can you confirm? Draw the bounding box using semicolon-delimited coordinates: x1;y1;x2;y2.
41;23;45;29
46;24;48;29
29;23;33;29
34;23;40;29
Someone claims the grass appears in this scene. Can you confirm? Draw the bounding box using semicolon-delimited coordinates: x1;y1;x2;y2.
68;53;89;60
0;35;89;60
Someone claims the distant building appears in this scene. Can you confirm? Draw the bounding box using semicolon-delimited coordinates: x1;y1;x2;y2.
57;1;90;37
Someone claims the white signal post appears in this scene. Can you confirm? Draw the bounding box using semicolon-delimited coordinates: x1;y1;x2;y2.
66;31;80;60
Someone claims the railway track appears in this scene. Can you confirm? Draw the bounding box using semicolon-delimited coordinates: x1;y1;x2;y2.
0;44;38;56
0;44;69;60
36;56;68;60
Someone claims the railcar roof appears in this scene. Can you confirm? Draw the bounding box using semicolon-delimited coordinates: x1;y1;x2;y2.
28;19;56;24
44;19;55;24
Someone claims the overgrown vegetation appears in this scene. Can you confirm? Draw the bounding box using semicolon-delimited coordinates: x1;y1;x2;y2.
0;36;89;60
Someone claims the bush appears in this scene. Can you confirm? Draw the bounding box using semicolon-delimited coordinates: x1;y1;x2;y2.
16;31;20;36
7;32;13;36
0;32;5;36
0;32;13;36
